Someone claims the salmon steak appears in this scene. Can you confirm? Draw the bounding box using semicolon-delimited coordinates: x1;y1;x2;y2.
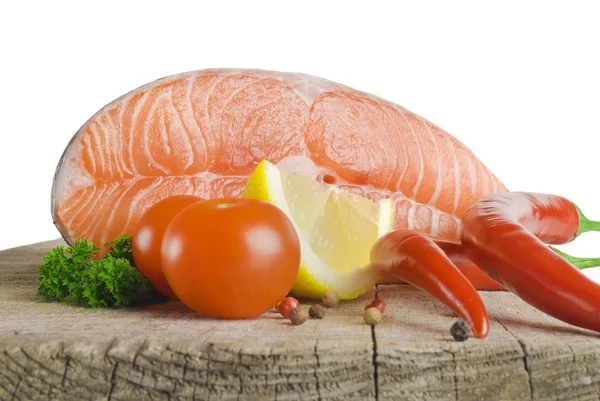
52;68;506;250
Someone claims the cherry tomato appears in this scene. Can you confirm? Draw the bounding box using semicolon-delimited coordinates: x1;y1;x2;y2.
132;195;203;297
278;297;300;319
365;299;387;314
161;198;301;319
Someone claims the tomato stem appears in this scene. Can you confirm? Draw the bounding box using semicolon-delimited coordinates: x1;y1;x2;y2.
575;204;600;237
551;247;600;270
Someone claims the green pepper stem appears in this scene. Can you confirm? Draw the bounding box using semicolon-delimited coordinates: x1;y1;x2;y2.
551;246;600;270
575;204;600;237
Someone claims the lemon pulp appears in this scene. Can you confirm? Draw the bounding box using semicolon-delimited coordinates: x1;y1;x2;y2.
242;160;395;300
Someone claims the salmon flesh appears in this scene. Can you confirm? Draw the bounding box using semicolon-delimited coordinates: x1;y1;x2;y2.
52;69;507;250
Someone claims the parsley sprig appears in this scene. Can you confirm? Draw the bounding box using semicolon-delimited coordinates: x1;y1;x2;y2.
37;235;166;308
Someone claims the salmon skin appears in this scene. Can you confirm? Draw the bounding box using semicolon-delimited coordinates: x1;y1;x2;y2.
52;68;507;251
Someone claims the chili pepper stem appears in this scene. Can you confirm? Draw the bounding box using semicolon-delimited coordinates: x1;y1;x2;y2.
575;204;600;237
551;247;600;270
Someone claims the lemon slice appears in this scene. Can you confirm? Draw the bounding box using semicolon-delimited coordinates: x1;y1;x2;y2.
242;160;395;300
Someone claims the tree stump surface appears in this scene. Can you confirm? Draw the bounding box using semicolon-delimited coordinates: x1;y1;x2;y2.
1;240;600;401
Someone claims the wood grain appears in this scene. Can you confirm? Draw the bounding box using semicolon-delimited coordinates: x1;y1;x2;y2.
2;240;600;400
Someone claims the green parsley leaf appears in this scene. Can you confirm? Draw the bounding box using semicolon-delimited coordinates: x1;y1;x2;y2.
104;234;134;265
37;236;165;308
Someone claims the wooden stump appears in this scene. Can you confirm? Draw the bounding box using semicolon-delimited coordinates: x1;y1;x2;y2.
1;240;600;400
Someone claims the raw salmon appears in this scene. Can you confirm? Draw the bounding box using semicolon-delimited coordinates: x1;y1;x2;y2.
52;69;507;250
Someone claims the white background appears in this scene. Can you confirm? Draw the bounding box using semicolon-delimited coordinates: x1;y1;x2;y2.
1;1;599;277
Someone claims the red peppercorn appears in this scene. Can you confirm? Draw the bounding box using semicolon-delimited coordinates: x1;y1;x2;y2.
364;299;387;314
278;297;300;319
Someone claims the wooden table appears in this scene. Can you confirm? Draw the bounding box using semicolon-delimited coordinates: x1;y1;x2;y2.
1;240;600;401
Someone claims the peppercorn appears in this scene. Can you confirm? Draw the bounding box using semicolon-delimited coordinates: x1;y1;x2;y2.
322;291;340;308
363;307;382;325
289;308;309;325
450;319;471;342
309;304;327;319
364;299;387;314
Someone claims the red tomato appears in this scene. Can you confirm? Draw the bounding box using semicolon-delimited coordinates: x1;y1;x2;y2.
161;198;301;319
132;195;203;297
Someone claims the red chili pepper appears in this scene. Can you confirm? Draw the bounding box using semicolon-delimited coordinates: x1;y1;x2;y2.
435;239;505;291
461;192;600;333
377;238;505;291
370;229;490;338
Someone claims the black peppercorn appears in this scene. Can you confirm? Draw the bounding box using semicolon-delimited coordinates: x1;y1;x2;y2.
450;319;471;342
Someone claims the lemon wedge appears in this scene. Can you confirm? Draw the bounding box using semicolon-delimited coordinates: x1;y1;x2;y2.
242;160;395;300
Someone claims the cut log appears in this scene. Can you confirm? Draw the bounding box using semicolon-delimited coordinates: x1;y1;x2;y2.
1;240;600;400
